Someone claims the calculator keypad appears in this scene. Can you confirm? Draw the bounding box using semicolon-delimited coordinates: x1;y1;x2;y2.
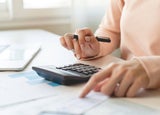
56;63;101;75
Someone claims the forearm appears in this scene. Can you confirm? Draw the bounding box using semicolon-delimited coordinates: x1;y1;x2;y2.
95;28;120;58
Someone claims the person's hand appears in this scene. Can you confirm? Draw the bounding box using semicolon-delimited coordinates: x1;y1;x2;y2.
80;59;149;97
60;28;100;60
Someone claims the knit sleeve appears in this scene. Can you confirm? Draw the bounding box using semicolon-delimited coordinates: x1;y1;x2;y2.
95;0;124;57
133;56;160;89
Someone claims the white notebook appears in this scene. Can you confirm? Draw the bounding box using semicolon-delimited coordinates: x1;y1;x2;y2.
0;44;40;71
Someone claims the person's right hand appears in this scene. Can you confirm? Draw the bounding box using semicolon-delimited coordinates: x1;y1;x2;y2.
60;28;100;60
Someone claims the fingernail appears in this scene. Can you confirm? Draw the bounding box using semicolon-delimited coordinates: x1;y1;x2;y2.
79;94;84;98
73;39;77;42
80;44;84;49
76;54;81;60
85;36;91;42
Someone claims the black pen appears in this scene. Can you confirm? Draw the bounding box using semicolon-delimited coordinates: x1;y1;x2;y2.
73;35;111;43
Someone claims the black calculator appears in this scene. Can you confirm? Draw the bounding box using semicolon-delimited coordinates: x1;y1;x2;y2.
32;63;101;85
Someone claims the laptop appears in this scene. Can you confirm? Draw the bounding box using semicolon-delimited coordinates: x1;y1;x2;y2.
0;44;41;71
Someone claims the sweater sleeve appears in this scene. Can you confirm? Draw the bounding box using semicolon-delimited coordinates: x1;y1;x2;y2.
95;0;124;57
134;56;160;89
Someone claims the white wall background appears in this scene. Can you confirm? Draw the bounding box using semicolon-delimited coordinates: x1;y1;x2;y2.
0;0;109;35
71;0;108;33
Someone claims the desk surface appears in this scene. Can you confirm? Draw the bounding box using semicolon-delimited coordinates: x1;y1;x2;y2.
0;29;160;115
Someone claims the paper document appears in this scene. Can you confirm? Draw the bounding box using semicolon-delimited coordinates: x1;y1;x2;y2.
0;91;159;115
0;71;60;107
40;92;108;115
0;92;108;115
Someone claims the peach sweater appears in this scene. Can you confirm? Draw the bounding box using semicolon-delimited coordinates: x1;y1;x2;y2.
95;0;160;88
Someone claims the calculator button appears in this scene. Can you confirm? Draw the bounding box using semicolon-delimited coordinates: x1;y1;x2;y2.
56;63;101;76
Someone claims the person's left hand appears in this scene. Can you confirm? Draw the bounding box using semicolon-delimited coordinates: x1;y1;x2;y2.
80;59;149;98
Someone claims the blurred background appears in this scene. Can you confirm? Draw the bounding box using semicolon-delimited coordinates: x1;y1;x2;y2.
0;0;108;35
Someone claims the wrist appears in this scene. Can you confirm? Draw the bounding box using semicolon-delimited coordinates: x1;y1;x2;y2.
79;54;101;61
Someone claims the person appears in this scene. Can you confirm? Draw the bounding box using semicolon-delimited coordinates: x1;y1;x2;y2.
60;0;160;97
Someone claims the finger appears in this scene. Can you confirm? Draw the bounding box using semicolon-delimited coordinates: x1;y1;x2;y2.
100;68;126;96
79;39;99;58
126;78;143;97
114;84;120;96
115;71;134;97
89;36;99;43
85;36;99;47
87;36;100;52
73;39;82;59
64;33;74;50
76;28;94;45
80;42;94;58
60;36;67;49
80;73;110;98
94;78;109;92
79;65;114;98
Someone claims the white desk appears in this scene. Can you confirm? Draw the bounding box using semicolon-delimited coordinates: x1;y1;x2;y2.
0;29;160;115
